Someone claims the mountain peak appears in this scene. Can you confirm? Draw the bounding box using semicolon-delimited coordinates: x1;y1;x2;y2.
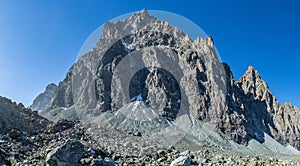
247;65;255;72
46;83;57;90
99;9;158;42
137;8;150;17
245;65;259;76
240;65;261;81
127;8;152;21
238;66;270;99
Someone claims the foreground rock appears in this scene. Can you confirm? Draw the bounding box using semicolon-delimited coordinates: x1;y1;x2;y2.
8;129;21;139
0;117;300;165
46;140;84;166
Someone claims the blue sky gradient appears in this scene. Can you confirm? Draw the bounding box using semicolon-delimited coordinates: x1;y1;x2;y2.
0;0;299;107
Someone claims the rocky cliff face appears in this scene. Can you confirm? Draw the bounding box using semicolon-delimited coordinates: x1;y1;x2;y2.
275;103;300;148
51;68;74;109
33;9;300;150
29;83;57;111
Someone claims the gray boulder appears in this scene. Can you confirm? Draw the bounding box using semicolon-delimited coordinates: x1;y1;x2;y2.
170;150;191;166
46;140;84;166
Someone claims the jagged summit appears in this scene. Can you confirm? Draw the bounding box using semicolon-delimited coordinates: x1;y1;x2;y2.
139;8;150;16
98;9;210;47
100;9;158;41
128;8;152;21
238;65;271;99
242;65;258;79
247;65;255;71
239;65;261;81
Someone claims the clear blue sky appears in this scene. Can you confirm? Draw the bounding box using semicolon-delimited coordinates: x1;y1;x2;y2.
0;0;299;107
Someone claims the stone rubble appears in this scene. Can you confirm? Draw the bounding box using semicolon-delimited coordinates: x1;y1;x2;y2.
0;119;299;165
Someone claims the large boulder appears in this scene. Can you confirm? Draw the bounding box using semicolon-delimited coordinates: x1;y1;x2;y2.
46;140;84;166
47;119;75;133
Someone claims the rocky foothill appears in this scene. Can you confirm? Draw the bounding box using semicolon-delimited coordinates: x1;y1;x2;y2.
1;119;300;165
0;94;299;165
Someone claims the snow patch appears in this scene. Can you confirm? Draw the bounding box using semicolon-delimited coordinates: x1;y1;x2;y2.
121;39;135;54
131;94;143;102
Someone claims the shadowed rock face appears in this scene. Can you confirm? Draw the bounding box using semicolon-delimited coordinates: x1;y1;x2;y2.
128;68;181;121
33;9;300;150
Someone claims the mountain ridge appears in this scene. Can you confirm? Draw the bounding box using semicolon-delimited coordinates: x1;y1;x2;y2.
31;9;300;151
